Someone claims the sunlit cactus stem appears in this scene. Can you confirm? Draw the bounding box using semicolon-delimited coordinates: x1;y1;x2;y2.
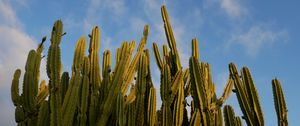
272;79;288;126
47;20;64;126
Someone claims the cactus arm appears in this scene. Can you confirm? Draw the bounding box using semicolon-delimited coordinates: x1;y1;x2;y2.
189;108;201;126
162;44;169;57
79;57;90;126
121;25;149;95
11;69;21;106
217;78;234;106
172;79;184;126
60;72;69;104
272;79;288;126
125;85;137;105
89;26;101;92
88;27;102;125
61;36;86;126
147;88;157;126
36;80;49;106
161;5;182;72
47;20;64;126
192;38;199;60
23;50;38;113
160;63;171;103
241;67;264;125
153;42;163;70
223;105;236;126
97;42;132;126
229;63;254;126
162;102;172;126
170;70;183;102
116;93;126;126
37;101;50;126
15;105;25;123
99;50;111;102
135;53;147;126
189;57;211;126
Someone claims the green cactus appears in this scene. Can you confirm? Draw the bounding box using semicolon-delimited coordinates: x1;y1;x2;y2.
10;4;289;126
47;20;63;126
11;69;21;106
229;64;265;126
37;101;50;126
61;36;86;126
87;27;101;126
78;57;90;126
60;72;69;104
272;79;288;126
147;88;157;126
223;105;243;126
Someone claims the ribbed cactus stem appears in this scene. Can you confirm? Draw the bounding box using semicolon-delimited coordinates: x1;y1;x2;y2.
135;53;148;126
37;101;50;126
229;63;264;126
223;105;242;126
121;25;149;95
61;36;86;126
89;26;101;93
192;38;199;60
272;79;288;126
153;42;163;70
47;20;63;126
161;5;182;72
116;93;126;126
241;67;264;125
36;80;49;106
97;42;133;126
147;88;157;126
99;50;111;103
172;77;184;126
79;57;90;126
11;69;21;106
60;72;69;104
23;50;38;113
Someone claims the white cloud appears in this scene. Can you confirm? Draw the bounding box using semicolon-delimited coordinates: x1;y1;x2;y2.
0;0;47;125
220;0;247;18
228;25;288;57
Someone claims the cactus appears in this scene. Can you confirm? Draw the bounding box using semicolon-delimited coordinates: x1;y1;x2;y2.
223;105;243;126
61;36;86;126
47;20;63;126
11;36;46;126
147;88;157;126
10;5;289;126
272;79;288;126
229;64;264;126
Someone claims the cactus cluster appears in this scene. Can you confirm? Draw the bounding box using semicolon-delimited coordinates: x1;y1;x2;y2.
11;5;288;126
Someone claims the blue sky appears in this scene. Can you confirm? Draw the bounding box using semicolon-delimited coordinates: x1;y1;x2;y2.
0;0;299;125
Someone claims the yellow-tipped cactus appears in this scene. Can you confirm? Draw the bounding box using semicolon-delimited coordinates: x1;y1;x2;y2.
272;79;288;126
10;4;289;126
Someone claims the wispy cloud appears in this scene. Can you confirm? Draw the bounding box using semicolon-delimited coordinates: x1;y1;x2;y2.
220;0;247;18
228;24;288;57
0;0;19;27
0;0;45;125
